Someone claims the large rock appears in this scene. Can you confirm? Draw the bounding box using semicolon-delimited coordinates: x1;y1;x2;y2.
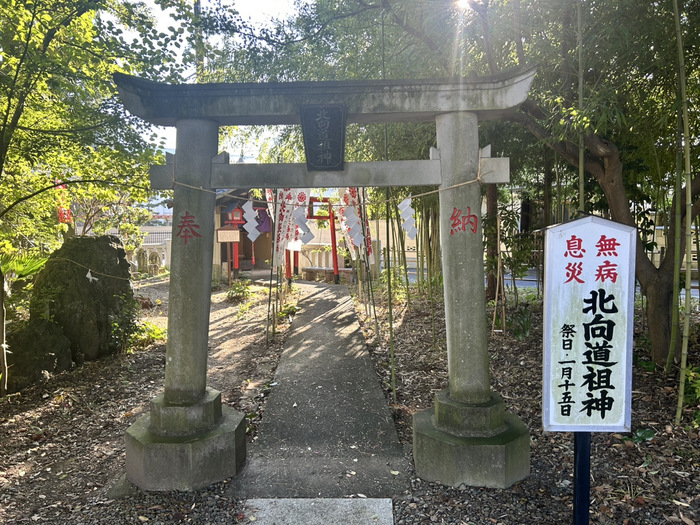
30;236;133;361
6;319;72;393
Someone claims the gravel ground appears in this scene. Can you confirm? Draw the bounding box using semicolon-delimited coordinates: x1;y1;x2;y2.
1;277;699;524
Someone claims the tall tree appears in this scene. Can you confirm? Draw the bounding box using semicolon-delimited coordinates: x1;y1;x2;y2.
0;0;192;394
205;0;698;364
503;0;699;364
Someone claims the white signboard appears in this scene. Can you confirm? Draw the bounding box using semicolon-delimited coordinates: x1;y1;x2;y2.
217;229;240;243
543;216;636;432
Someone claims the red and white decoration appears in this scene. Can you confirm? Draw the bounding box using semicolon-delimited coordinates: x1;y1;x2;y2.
338;187;374;265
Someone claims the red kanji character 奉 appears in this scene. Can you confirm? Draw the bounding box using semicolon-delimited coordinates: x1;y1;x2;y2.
564;262;585;283
176;211;201;245
595;260;618;283
596;235;620;257
564;235;586;258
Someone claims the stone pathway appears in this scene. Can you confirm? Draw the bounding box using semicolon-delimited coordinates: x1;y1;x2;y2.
228;281;409;522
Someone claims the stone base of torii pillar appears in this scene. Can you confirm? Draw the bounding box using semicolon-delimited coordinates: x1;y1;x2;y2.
125;389;246;491
413;391;530;489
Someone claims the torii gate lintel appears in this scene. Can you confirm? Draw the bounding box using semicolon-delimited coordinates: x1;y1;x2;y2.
150;155;509;190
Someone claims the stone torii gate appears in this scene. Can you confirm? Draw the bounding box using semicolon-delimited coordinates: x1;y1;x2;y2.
114;65;535;491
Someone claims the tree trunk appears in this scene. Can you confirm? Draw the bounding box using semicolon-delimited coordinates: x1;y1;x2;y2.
511;103;700;367
642;271;675;365
520;194;532;233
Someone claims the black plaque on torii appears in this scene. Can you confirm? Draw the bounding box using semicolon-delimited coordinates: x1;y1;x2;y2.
300;104;347;171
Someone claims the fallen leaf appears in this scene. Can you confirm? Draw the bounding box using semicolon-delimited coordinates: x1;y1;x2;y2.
633;496;646;507
681;513;695;525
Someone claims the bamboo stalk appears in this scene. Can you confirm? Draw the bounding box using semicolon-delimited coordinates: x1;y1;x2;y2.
666;115;683;374
674;0;692;426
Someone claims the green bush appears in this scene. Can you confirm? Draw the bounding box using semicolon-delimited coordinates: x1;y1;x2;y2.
277;303;301;322
685;365;700;404
509;304;532;341
109;293;141;353
226;280;251;304
130;321;167;350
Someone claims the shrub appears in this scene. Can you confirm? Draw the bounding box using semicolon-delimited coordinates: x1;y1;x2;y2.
226;280;251;304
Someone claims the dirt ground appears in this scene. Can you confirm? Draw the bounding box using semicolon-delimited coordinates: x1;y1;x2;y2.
0;276;291;523
1;276;700;524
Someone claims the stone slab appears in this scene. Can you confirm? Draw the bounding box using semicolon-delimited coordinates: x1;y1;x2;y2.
242;498;393;525
230;455;407;499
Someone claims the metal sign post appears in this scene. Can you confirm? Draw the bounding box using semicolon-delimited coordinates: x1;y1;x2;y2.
543;216;636;523
574;431;591;524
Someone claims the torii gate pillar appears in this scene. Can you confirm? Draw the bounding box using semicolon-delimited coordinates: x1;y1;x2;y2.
412;112;529;489
124;119;246;491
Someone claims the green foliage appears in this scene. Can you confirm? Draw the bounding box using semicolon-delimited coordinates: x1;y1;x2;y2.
628;428;656;444
0;254;48;280
508;304;532;341
225;280;252;304
483;202;536;290
684;365;700;406
636;359;656;372
379;266;408;301
129;321;167;351
0;0;192;259
277;303;301;322
0;253;48;321
109;293;141;354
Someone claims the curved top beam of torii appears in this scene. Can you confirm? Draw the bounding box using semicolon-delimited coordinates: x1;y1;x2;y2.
113;65;536;127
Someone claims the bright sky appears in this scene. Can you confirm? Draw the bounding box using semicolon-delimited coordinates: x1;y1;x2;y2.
233;0;300;25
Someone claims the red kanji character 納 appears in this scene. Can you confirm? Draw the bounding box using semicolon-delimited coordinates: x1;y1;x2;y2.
450;207;464;235
462;207;478;234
